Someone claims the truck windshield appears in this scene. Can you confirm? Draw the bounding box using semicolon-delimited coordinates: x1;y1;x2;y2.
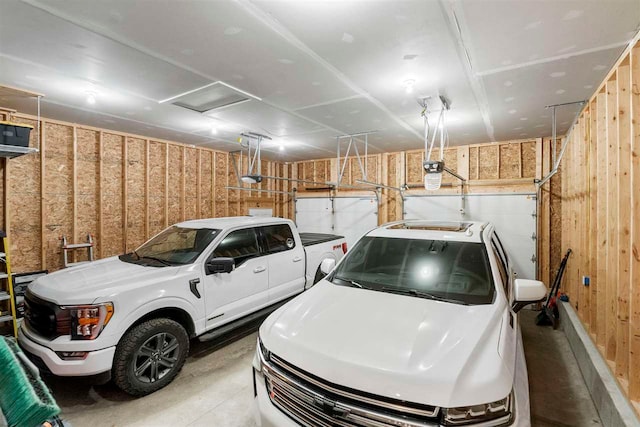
121;226;220;266
329;236;495;305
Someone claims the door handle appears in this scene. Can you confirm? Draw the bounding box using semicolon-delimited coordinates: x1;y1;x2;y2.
293;256;302;262
253;266;266;273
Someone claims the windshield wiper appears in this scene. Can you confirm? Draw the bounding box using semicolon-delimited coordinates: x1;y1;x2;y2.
139;256;173;266
333;276;368;289
380;287;468;305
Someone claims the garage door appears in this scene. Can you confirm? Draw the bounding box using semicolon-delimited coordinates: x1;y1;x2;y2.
405;193;537;280
295;197;378;247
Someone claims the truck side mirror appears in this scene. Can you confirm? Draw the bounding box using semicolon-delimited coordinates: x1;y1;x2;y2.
206;257;235;275
512;279;547;313
320;258;336;275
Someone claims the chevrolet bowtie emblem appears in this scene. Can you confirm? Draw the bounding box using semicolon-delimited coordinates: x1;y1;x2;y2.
312;396;350;418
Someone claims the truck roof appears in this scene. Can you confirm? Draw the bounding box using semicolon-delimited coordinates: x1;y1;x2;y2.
175;216;290;230
367;220;489;243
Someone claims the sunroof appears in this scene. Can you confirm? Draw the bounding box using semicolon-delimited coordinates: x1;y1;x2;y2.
388;221;472;232
169;82;251;113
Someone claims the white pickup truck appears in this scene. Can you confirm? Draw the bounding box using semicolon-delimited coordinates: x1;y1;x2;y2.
254;220;547;427
18;216;346;396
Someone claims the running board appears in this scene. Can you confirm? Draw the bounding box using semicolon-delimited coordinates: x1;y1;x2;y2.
197;296;297;343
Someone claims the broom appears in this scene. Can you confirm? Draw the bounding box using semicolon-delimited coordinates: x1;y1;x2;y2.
0;336;60;427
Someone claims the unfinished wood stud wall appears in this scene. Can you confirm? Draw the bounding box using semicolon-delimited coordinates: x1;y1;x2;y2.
561;40;640;413
0;112;285;274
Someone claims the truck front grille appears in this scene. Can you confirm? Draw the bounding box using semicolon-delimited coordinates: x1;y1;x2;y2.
24;292;70;339
262;353;439;427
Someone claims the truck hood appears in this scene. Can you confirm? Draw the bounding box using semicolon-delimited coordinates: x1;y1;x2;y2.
28;257;181;305
260;281;513;408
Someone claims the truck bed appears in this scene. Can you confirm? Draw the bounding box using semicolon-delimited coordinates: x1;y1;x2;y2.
299;232;344;247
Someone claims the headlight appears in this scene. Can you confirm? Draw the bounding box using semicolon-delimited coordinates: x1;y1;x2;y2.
254;336;271;374
442;391;513;426
63;303;114;340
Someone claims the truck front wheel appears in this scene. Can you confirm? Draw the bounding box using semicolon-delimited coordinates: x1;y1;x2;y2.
112;318;189;396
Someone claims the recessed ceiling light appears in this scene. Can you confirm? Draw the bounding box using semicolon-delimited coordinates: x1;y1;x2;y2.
403;79;415;94
224;26;243;36
279;145;284;151
86;92;96;105
211;127;218;135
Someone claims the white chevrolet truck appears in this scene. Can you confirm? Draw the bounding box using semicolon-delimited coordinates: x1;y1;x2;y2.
18;216;346;396
254;220;547;427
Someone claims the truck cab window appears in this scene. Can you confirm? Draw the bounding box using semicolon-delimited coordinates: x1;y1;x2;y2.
213;228;260;266
261;224;295;254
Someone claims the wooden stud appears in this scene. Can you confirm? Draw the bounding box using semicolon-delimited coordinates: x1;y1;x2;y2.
72;126;78;263
589;101;599;337
181;146;186;222
539;138;551;285
535;138;543;180
596;90;608;348
98;131;104;259
605;75;619;361
213;152;219;216
197;149;202;218
144;139;150;240
122;137;128;253
164;143;169;228
616;61;632;381
225;153;229;217
40;121;46;270
629;43;640;401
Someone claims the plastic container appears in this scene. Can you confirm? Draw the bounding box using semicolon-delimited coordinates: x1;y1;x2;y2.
0;121;33;147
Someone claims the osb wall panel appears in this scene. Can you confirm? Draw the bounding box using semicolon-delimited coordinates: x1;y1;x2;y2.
75;129;99;262
184;147;198;221
214;152;228;218
406;151;423;185
43;123;74;271
7;118;41;271
499;144;520;179
478;145;499;180
148;141;166;237
469;146;479;179
125;138;146;251
521;141;537;178
559;41;639;412
200;152;213;219
167;145;183;226
0;111;284;274
101;133;124;259
315;160;328;184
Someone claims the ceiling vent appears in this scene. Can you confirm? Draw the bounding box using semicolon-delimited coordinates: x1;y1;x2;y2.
160;82;260;114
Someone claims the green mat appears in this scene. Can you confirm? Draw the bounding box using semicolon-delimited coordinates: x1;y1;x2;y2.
0;336;59;427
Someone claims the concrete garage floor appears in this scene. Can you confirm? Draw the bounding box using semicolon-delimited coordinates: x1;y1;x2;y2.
47;311;601;427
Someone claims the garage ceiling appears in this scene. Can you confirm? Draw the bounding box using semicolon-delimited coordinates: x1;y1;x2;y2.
0;0;638;161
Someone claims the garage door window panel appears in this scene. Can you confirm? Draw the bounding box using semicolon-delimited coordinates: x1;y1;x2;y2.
213;228;261;266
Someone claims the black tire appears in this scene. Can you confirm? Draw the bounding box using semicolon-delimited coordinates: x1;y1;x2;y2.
112;318;189;396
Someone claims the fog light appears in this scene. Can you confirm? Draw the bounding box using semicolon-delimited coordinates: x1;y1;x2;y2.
56;351;88;360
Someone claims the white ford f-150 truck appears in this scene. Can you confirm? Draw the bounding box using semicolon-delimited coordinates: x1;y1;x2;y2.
18;216;346;396
254;220;547;427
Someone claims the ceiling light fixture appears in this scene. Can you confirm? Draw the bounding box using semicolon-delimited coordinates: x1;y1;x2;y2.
86;92;96;105
279;145;284;151
211;127;218;135
403;79;416;94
